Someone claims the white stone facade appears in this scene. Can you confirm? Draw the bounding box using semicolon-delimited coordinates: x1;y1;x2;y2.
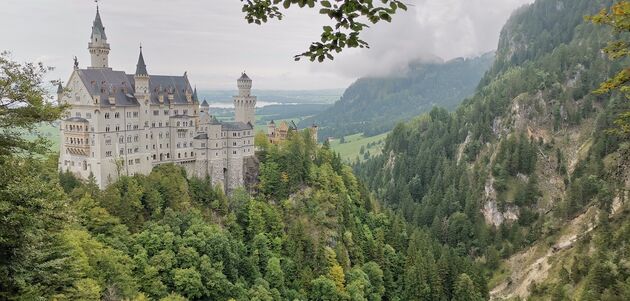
58;7;256;191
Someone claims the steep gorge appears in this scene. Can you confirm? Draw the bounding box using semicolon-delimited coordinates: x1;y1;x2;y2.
356;0;630;299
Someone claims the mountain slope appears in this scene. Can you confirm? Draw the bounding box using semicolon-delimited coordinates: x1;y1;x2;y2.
356;0;629;299
300;53;494;138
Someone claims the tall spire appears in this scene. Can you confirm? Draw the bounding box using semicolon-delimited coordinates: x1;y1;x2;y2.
88;3;110;68
135;46;148;76
91;4;107;40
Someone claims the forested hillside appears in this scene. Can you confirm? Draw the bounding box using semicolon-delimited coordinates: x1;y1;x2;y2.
356;0;630;299
1;127;488;300
300;53;494;138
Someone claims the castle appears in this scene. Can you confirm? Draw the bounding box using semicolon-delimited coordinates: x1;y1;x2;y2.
58;7;257;191
267;120;318;145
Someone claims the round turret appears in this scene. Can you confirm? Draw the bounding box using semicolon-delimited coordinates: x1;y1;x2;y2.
237;72;252;91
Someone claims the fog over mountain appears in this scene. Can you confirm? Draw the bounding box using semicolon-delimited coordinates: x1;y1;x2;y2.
1;0;531;90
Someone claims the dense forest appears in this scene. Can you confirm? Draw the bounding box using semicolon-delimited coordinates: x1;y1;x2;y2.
300;53;494;139
3;0;630;300
1;126;488;300
355;0;630;299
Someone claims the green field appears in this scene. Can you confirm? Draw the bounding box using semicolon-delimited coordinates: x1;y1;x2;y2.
21;122;60;153
329;132;389;162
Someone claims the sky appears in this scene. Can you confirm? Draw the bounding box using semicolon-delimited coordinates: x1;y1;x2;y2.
0;0;533;90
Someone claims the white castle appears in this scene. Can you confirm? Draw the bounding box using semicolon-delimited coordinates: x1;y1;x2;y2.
58;7;257;190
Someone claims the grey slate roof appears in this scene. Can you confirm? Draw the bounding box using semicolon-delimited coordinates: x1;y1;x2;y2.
75;68;197;107
239;72;250;81
194;133;208;140
57;82;64;94
221;121;252;131
91;7;106;40
210;116;221;125
201;99;209;107
76;69;138;106
135;48;148;75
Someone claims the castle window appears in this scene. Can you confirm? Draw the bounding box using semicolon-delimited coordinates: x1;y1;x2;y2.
233;142;236;146
164;110;169;115
105;151;112;157
153;145;155;149
233;151;237;155
159;122;162;127
105;126;110;132
115;125;120;131
133;112;138;117
127;112;131;118
178;153;181;159
114;112;120;118
174;110;178;115
153;110;159;116
86;113;92;119
119;136;123;143
166;153;170;158
105;139;111;145
191;152;193;157
134;135;138;142
119;148;123;155
135;159;140;164
183;109;188;115
152;154;156;160
105;113;110;119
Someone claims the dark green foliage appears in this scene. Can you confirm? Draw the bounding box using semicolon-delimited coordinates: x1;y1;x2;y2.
355;0;626;275
0;130;487;300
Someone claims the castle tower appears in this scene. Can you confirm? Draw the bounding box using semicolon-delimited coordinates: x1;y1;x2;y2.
134;46;149;100
199;99;210;127
233;72;256;125
57;82;64;104
88;6;110;69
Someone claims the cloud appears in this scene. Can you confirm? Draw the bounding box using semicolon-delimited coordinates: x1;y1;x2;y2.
312;0;533;78
0;0;532;89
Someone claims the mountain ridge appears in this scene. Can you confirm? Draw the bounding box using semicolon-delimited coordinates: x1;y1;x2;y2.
300;52;495;138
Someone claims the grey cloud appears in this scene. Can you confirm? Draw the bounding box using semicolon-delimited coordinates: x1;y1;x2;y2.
312;0;533;78
0;0;531;90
